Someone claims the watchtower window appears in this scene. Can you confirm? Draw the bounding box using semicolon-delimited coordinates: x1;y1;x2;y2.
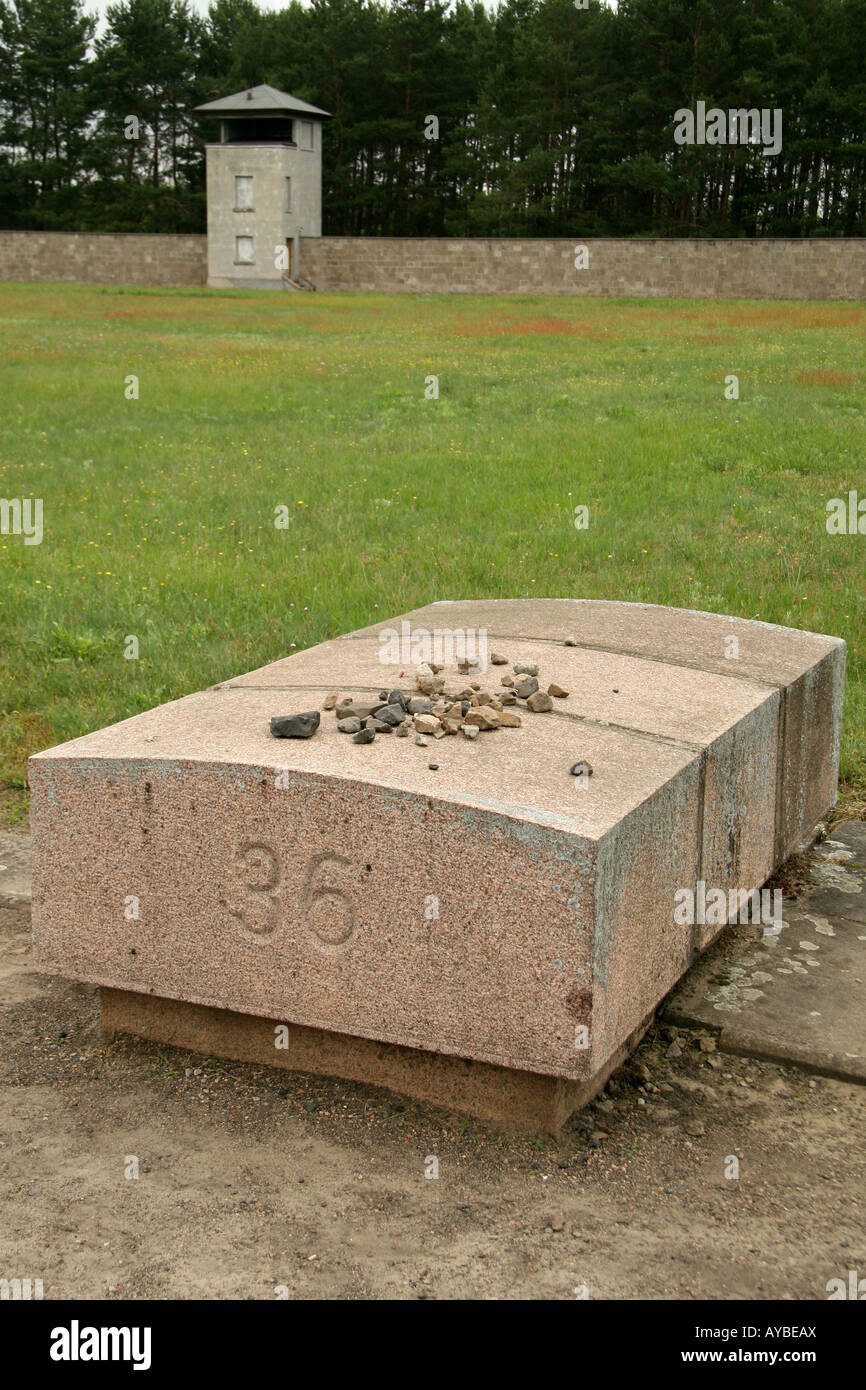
285;177;292;212
222;116;295;143
298;121;313;150
235;235;254;264
234;176;253;210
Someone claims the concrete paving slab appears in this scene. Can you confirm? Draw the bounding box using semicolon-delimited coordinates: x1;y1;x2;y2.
814;821;866;867
665;822;866;1083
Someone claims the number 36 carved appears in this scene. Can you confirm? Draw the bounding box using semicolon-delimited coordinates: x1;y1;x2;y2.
229;842;357;948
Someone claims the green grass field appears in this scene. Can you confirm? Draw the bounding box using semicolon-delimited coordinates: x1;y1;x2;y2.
2;282;865;825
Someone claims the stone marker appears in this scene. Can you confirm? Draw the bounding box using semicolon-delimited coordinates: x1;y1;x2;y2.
29;600;845;1131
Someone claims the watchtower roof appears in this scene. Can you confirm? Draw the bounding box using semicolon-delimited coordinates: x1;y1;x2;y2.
195;84;330;119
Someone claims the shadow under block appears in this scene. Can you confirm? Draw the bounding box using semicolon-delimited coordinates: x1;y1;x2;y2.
30;600;845;1130
100;989;655;1132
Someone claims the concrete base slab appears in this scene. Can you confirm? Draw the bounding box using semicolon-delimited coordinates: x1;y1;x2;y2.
100;987;654;1133
665;822;866;1083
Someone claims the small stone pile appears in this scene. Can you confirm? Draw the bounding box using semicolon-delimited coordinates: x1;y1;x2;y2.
266;652;593;774
318;653;570;746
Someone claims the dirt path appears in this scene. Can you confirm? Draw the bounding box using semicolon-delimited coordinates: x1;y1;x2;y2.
2;866;863;1301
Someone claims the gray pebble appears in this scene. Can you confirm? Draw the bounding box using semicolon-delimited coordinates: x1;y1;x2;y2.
336;701;380;721
270;711;320;739
373;702;406;726
527;690;553;712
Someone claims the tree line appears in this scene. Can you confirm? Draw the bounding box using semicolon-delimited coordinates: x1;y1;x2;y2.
1;0;865;238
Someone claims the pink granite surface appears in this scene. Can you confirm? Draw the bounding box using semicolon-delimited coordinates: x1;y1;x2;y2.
29;599;844;1100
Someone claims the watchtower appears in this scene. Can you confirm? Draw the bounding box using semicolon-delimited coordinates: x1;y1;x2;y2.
194;84;329;289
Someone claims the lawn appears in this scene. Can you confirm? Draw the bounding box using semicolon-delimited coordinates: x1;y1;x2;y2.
1;282;865;825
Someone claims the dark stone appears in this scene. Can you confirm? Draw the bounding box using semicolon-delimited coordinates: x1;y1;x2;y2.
571;760;593;777
373;702;406;726
428;763;439;770
337;701;381;721
270;711;320;739
408;698;433;715
379;690;389;702
388;689;409;711
515;677;539;699
353;728;375;744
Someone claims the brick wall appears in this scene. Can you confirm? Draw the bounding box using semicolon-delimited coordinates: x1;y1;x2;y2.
0;232;207;286
300;236;866;300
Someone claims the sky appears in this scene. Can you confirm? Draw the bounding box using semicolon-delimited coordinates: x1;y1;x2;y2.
81;0;319;39
83;0;520;22
81;0;610;40
83;0;298;18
